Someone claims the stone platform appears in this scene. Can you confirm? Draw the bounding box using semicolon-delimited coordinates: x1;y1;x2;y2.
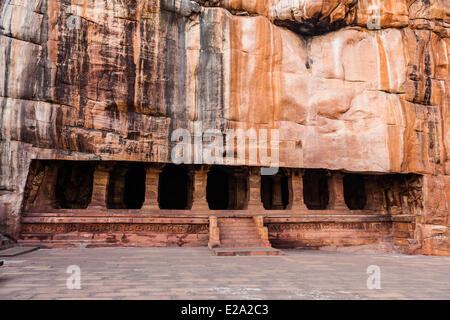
18;210;415;254
213;247;283;256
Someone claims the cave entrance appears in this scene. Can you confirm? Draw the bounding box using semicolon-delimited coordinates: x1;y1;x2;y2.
107;164;145;209
123;164;146;209
343;174;367;210
207;166;247;210
55;162;94;209
303;169;329;210
158;164;190;210
261;171;290;210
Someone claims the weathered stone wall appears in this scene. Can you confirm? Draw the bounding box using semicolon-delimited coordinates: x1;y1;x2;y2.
20;215;210;248
0;0;449;254
415;175;450;255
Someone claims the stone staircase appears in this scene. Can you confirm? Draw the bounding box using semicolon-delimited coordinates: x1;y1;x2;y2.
209;217;282;256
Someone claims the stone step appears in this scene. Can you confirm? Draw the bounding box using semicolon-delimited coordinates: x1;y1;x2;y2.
221;230;259;235
211;216;282;256
220;232;259;239
218;219;254;223
218;224;258;228
220;229;258;234
218;219;253;221
218;221;254;224
219;242;267;248
218;217;254;220
220;237;263;242
213;247;283;256
220;238;262;244
218;222;256;226
221;228;259;232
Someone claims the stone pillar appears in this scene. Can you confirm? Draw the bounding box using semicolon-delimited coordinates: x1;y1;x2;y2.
326;172;348;210
142;165;163;211
231;169;247;210
88;163;112;209
271;175;284;210
34;163;61;211
364;178;384;211
247;167;264;211
228;174;236;210
191;166;209;211
108;165;127;209
208;216;221;249
291;169;308;210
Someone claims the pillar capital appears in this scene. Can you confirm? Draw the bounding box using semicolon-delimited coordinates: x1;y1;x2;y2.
194;164;210;173
326;170;344;178
145;163;164;174
294;168;306;177
326;172;349;211
249;166;260;176
95;162;115;171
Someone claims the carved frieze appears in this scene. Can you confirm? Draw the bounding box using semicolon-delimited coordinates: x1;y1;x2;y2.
21;223;209;234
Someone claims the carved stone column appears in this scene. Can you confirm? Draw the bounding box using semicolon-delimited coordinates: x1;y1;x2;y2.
142;165;164;211
230;168;247;210
88;163;113;209
291;169;308;210
34;163;61;211
253;216;270;247
271;175;284;210
326;172;348;210
364;178;384;211
191;166;209;211
208;216;221;249
108;165;127;209
228;173;236;210
247;167;264;211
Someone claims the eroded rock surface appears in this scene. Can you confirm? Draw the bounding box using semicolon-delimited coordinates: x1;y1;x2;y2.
0;0;448;255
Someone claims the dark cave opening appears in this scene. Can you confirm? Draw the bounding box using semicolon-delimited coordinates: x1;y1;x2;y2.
261;172;290;210
107;164;145;209
343;174;367;210
123;164;146;209
207;167;230;210
303;169;329;210
158;164;190;210
55;162;93;209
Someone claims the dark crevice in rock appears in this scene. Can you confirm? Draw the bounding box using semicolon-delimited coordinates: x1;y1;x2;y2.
274;16;351;37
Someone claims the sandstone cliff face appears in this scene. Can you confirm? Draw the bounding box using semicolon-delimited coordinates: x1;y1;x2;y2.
0;0;449;254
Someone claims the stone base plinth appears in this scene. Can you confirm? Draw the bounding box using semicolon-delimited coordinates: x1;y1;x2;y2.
19;211;415;253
